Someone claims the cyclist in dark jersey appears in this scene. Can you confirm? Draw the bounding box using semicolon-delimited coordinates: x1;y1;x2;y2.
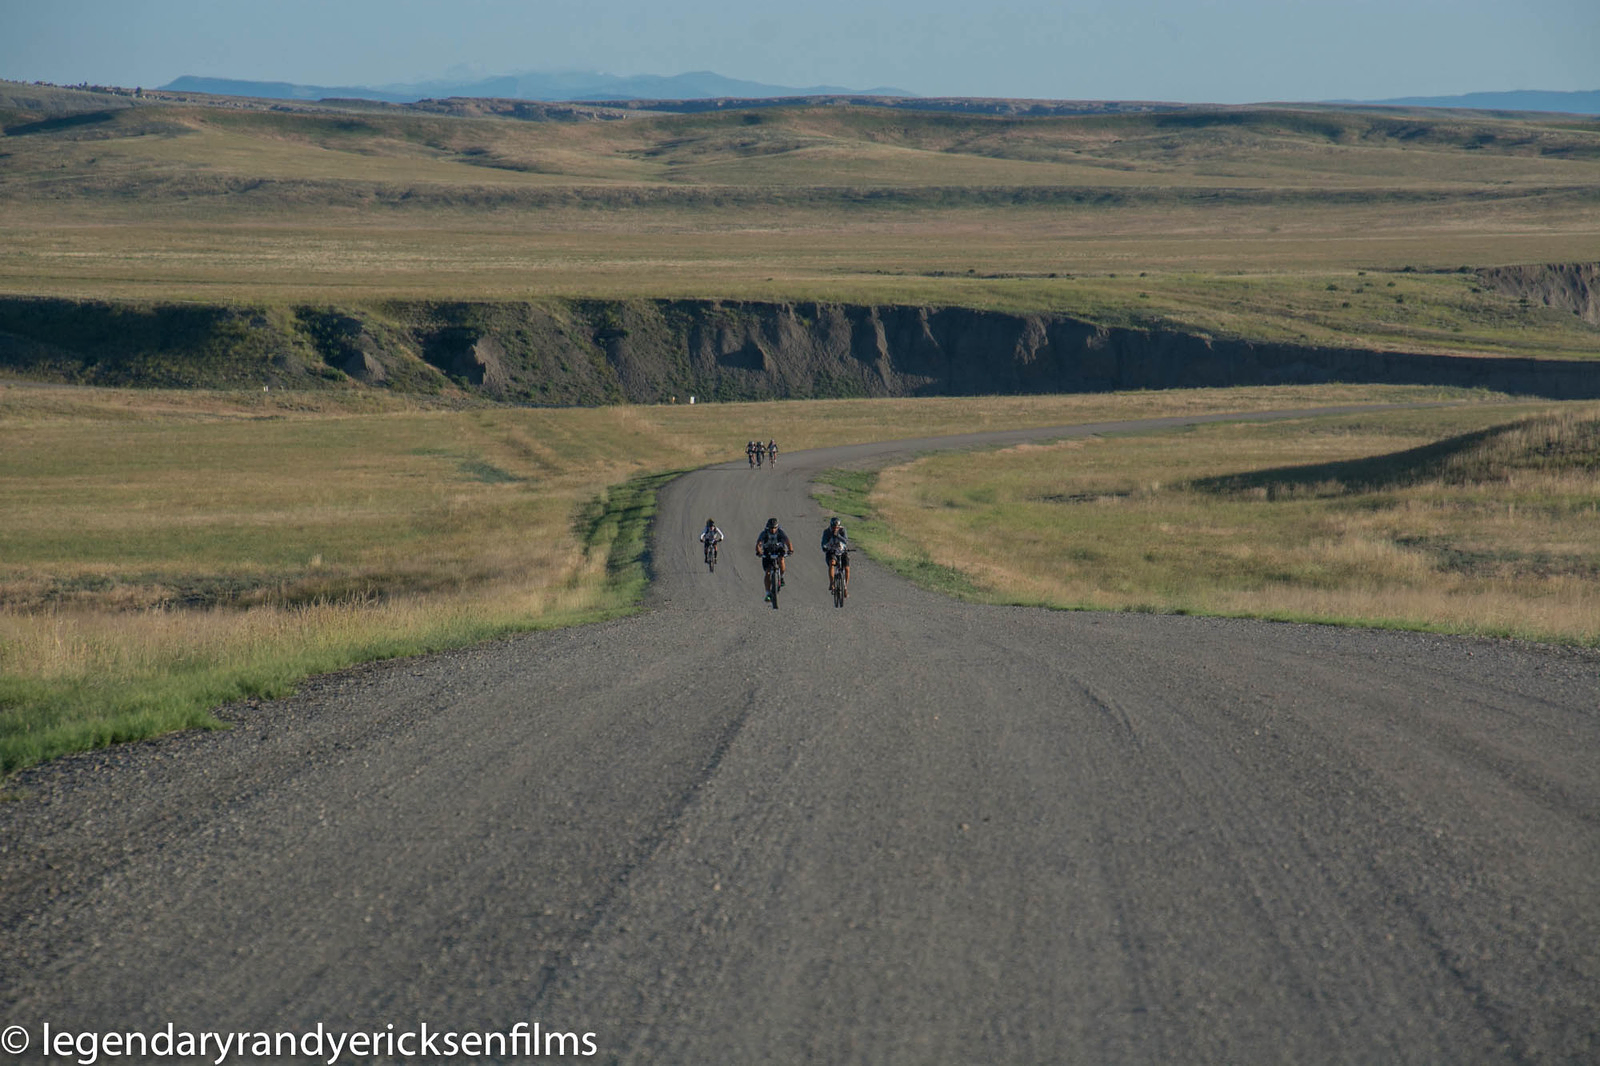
755;517;793;600
821;516;849;590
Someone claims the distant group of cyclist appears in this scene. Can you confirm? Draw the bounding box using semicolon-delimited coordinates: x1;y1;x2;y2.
699;514;850;608
746;440;779;468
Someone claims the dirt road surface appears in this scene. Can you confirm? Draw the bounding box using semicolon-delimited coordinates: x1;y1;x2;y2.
3;410;1597;1063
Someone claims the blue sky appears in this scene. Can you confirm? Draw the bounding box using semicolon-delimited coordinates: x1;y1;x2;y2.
3;0;1596;103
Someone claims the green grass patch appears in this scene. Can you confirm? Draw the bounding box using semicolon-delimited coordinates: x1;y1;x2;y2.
813;468;984;599
0;600;647;777
812;468;876;523
576;470;684;608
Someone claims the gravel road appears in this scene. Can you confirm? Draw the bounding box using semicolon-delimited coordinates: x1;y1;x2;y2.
2;409;1596;1063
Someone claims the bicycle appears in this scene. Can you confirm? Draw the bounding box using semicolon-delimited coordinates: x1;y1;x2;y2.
703;539;718;572
762;550;788;608
829;547;850;607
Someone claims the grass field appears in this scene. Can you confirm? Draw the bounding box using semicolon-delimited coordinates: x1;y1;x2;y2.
3;85;1597;775
1;383;1477;775
821;402;1600;645
3;89;1599;357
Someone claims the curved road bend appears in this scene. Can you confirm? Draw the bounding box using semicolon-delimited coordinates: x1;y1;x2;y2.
2;408;1597;1063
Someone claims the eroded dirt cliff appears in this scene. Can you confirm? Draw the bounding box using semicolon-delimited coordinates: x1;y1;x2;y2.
1478;263;1600;326
2;294;1597;402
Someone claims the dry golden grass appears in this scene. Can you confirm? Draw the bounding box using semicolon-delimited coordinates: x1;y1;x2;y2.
3;380;1459;608
3;100;1599;356
6;80;1600;769
3;382;1477;773
861;402;1600;644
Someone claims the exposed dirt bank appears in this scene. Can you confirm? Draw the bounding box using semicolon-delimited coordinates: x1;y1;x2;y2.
1478;263;1600;326
2;294;1596;402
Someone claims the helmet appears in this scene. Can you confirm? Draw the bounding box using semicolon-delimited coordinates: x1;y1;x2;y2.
829;517;840;527
706;518;715;526
766;517;778;529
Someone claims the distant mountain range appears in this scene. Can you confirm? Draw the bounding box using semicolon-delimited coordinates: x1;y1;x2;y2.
162;71;914;104
159;73;1600;116
1346;90;1600;115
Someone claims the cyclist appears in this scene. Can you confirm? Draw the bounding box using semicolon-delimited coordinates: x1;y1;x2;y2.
753;439;763;467
755;517;793;600
747;440;758;468
766;440;779;467
700;518;725;561
821;516;849;590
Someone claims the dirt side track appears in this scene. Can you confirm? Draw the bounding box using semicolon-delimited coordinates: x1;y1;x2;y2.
2;410;1596;1063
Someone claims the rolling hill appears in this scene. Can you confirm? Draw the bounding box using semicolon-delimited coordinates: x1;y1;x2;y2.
1;79;1598;396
